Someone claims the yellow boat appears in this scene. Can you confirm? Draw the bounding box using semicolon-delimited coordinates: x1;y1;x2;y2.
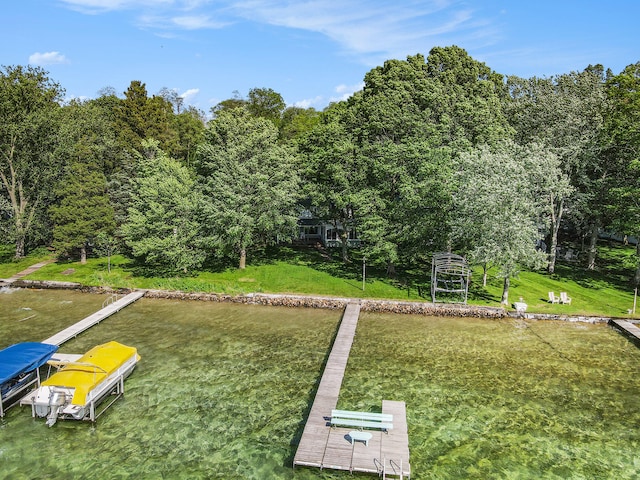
28;341;140;426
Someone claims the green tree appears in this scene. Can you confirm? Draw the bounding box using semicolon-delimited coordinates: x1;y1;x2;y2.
0;65;64;258
49;99;117;262
298;102;365;263
210;90;246;118
121;140;206;273
172;106;205;166
505;67;608;271
196;108;301;269
452;142;546;304
114;81;179;158
356;48;511;149
279;106;321;144
50;161;114;263
604;63;640;284
247;87;286;126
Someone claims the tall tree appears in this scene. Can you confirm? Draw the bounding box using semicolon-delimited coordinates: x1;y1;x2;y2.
298;102;365;263
172;106;205;166
114;81;179;159
246;87;286;126
196;108;301;269
50;161;114;263
121;140;206;273
505;67;608;271
49;100;117;262
0;65;64;257
604;63;640;284
452;142;546;304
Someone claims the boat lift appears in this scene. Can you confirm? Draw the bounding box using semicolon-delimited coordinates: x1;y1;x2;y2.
431;252;471;304
0;342;59;417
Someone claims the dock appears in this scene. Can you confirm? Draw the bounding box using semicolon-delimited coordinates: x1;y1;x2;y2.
609;319;640;346
293;302;411;478
42;291;145;346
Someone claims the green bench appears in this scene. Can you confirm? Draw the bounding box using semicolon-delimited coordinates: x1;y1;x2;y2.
330;409;393;432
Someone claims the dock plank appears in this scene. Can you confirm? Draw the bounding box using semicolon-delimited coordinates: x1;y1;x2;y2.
42;291;145;346
293;302;411;478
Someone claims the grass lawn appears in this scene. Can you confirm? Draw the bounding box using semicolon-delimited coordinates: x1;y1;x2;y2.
0;246;53;278
3;241;639;318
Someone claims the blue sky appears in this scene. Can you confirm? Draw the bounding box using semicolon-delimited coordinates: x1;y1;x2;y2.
2;1;639;114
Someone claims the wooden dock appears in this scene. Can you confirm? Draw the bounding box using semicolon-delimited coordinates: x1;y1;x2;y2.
609;319;640;346
293;302;411;478
42;291;145;346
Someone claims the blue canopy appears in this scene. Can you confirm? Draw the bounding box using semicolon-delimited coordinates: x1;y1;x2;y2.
0;342;58;386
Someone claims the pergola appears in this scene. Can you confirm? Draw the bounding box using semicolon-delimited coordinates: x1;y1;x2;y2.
430;253;471;304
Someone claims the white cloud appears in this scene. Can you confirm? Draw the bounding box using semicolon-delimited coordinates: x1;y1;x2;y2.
228;1;492;64
293;81;363;108
28;51;69;66
293;96;323;109
137;12;230;31
171;15;228;29
59;0;172;14
332;81;364;101
180;88;200;102
57;1;499;63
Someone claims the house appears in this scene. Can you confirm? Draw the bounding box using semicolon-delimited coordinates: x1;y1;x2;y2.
297;209;362;248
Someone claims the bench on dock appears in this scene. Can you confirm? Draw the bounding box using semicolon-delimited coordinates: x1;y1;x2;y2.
330;409;393;432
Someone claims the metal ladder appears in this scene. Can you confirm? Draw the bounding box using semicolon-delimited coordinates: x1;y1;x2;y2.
379;457;405;480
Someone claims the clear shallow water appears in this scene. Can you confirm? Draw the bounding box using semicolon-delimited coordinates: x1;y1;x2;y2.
0;287;105;347
1;290;640;479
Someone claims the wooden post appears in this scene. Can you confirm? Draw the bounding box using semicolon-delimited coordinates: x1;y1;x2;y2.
634;287;637;315
362;257;366;291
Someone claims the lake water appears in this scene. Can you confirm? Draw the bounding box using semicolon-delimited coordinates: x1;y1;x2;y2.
1;288;640;479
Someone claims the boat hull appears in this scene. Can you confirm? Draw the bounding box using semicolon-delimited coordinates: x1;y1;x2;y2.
29;341;140;426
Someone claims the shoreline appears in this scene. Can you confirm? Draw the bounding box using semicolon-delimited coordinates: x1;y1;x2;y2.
3;278;617;324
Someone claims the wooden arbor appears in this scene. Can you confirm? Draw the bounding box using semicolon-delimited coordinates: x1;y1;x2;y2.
431;253;471;304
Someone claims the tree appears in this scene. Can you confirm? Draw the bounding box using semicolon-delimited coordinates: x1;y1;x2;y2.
505;67;608;271
451;142;546;304
196;108;301;269
603;63;640;284
298;102;365;263
49;99;117;262
210;90;246;118
525;144;574;274
246;87;286;126
0;65;64;258
114;81;179;158
355;140;452;275
50;161;114;263
172;106;205;166
279;106;321;144
121;140;206;273
157;87;184;114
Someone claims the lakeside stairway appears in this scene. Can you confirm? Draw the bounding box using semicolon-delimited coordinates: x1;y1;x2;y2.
42;291;145;346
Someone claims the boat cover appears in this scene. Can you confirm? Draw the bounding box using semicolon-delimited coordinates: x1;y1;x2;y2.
0;342;59;386
42;341;140;405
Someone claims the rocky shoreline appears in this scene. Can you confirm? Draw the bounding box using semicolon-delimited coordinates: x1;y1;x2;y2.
3;278;616;323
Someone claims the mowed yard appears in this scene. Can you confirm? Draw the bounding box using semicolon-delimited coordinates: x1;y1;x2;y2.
1;240;638;318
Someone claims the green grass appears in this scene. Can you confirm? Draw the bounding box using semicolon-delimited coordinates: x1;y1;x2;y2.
4;242;640;318
0;246;54;278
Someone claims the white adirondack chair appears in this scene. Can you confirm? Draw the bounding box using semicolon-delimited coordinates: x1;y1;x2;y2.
560;292;572;304
548;291;560;304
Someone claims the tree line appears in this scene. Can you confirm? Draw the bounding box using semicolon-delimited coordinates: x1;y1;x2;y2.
1;46;639;303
